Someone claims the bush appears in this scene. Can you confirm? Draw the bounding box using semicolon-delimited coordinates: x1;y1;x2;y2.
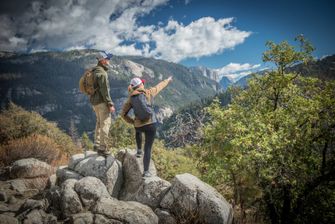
81;132;94;150
152;141;200;181
0;103;79;155
0;134;68;167
108;116;135;149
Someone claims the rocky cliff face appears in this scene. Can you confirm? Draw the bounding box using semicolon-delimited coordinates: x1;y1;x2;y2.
189;66;220;82
0;151;233;224
0;50;219;134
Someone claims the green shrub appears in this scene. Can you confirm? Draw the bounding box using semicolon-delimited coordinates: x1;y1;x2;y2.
108;116;135;149
81;132;94;150
152;141;200;181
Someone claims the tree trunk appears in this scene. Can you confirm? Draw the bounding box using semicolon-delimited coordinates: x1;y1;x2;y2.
280;186;292;224
264;192;279;224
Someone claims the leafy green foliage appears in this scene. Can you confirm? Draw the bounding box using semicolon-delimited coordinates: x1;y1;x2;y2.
108;116;136;149
263;34;315;74
81;132;93;150
152;141;201;181
197;37;335;223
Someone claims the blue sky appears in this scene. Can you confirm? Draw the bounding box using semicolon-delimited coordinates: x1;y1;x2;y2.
138;0;335;68
0;0;334;77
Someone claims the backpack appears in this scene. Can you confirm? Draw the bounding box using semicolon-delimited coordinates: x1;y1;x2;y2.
130;93;153;121
79;69;96;95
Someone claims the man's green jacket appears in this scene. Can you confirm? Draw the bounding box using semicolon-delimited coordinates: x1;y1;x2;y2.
89;65;114;106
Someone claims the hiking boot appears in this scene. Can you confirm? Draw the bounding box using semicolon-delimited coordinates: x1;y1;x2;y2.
136;149;142;158
93;145;99;152
142;171;152;178
98;150;111;157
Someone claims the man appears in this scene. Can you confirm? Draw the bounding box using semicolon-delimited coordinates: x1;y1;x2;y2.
121;76;172;177
90;54;115;156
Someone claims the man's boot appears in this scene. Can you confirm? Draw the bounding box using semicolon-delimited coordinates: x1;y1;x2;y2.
93;145;99;152
97;146;111;157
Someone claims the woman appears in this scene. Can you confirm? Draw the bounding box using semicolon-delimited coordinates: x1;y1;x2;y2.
121;76;173;177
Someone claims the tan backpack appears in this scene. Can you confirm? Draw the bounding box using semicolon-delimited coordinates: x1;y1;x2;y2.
79;69;96;95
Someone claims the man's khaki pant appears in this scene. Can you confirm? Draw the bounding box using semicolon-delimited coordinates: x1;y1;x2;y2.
93;103;111;151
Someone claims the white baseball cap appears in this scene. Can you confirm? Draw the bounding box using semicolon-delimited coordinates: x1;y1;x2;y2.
130;77;146;87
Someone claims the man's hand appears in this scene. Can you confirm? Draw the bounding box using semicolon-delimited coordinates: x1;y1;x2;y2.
167;76;173;82
109;105;115;113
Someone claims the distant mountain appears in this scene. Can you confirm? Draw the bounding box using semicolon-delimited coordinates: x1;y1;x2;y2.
0;50;219;134
193;55;335;91
190;66;251;89
238;55;335;87
219;77;232;90
189;66;219;82
288;55;335;80
233;75;250;87
160;90;232;147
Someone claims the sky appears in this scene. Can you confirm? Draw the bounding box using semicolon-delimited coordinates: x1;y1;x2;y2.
0;0;334;80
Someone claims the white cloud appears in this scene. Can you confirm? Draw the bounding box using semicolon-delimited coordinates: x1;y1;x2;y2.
0;0;168;52
0;0;251;62
222;71;252;82
216;63;260;74
214;63;261;82
149;17;251;62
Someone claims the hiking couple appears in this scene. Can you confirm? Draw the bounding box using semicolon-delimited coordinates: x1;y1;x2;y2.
87;53;172;178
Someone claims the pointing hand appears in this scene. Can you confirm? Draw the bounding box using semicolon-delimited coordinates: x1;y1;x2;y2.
109;106;115;113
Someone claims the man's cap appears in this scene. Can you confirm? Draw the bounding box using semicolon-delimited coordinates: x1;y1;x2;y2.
130;77;146;87
97;51;113;61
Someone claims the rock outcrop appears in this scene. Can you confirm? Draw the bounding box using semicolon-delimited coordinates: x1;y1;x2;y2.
160;173;234;224
118;150;170;209
133;176;171;208
0;158;58;224
93;197;158;224
10;158;54;179
0;150;233;224
57;152;123;198
61;179;83;217
7;158;55;194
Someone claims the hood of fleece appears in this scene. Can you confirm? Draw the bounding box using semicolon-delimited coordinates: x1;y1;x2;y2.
129;87;146;96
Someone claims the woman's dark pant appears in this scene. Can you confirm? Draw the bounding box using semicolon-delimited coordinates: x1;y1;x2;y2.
135;123;156;172
135;130;142;151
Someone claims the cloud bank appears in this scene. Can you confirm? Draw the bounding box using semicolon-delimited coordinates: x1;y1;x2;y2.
214;63;261;82
0;0;251;62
